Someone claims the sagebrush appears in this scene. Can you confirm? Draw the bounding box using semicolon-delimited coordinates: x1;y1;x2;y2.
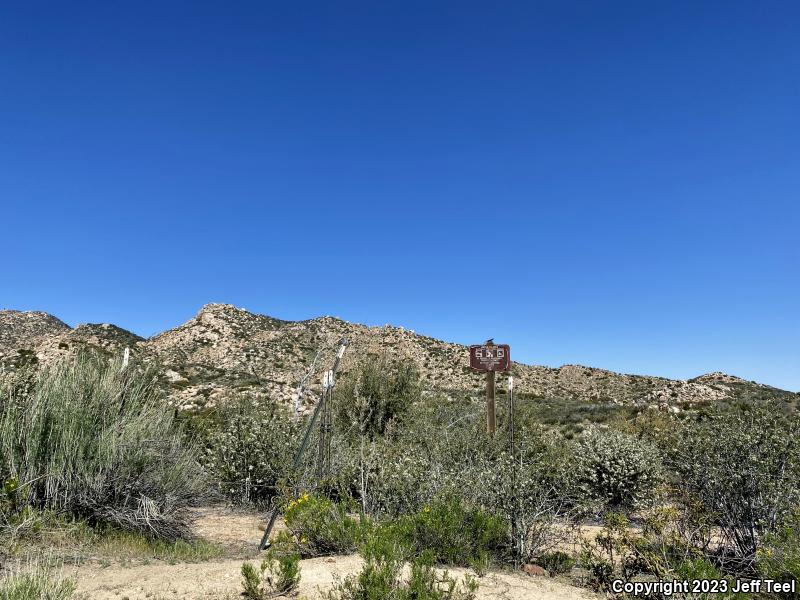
0;353;209;540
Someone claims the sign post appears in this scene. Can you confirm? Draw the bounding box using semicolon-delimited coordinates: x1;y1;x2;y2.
486;371;496;436
469;340;510;437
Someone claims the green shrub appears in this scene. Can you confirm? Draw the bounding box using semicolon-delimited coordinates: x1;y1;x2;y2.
241;548;301;599
1;476;20;513
197;396;300;504
758;508;800;598
673;559;749;599
396;496;508;568
0;353;208;540
272;550;301;592
241;562;262;599
334;358;420;439
574;427;662;511
327;530;478;600
0;563;75;600
329;525;407;600
404;558;478;600
284;493;371;556
538;551;575;576
669;404;800;566
463;430;582;562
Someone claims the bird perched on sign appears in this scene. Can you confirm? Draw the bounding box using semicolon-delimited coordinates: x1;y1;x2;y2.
485;338;494;345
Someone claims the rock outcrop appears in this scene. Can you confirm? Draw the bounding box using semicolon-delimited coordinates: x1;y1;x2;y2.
1;304;795;411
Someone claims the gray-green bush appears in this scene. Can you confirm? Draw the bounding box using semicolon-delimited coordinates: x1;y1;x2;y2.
326;525;479;600
669;404;800;568
574;427;662;511
334;357;421;439
0;353;209;540
197;396;300;504
394;495;508;568
284;493;371;556
0;562;75;600
465;430;582;562
241;548;301;598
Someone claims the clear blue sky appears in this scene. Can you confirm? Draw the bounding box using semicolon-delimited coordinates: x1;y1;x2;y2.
2;2;798;391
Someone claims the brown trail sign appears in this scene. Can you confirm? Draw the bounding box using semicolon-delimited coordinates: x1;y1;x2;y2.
469;341;510;436
469;343;511;371
470;341;520;562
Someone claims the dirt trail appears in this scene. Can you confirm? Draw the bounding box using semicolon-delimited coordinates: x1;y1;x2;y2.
68;506;599;600
71;557;598;600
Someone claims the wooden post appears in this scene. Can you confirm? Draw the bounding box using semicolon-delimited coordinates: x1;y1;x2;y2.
486;370;496;436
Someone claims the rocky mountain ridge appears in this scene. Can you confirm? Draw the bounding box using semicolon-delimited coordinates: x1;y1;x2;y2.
1;305;795;411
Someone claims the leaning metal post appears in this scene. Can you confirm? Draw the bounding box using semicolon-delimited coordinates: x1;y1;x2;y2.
258;337;348;550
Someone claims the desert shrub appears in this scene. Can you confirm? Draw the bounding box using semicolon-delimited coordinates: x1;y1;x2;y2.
580;510;748;598
0;562;75;600
757;508;800;597
402;558;479;600
284;493;371;556
0;365;37;408
580;511;663;592
328;525;407;600
461;426;583;562
0;353;208;540
240;562;262;599
671;559;750;599
371;447;434;517
329;393;584;563
537;550;575;575
351;396;495;516
669;404;800;568
394;496;507;568
327;527;478;600
574;427;662;511
197;396;300;504
334;357;420;439
327;363;431;517
338;437;435;518
241;546;301;598
327;557;478;600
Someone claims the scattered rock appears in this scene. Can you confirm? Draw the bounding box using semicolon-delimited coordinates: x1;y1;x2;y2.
1;305;794;411
523;564;548;577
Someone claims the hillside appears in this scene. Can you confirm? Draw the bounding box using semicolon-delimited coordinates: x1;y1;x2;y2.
1;304;795;411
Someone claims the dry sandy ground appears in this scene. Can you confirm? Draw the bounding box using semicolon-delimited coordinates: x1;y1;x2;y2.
71;556;599;600
67;506;600;600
